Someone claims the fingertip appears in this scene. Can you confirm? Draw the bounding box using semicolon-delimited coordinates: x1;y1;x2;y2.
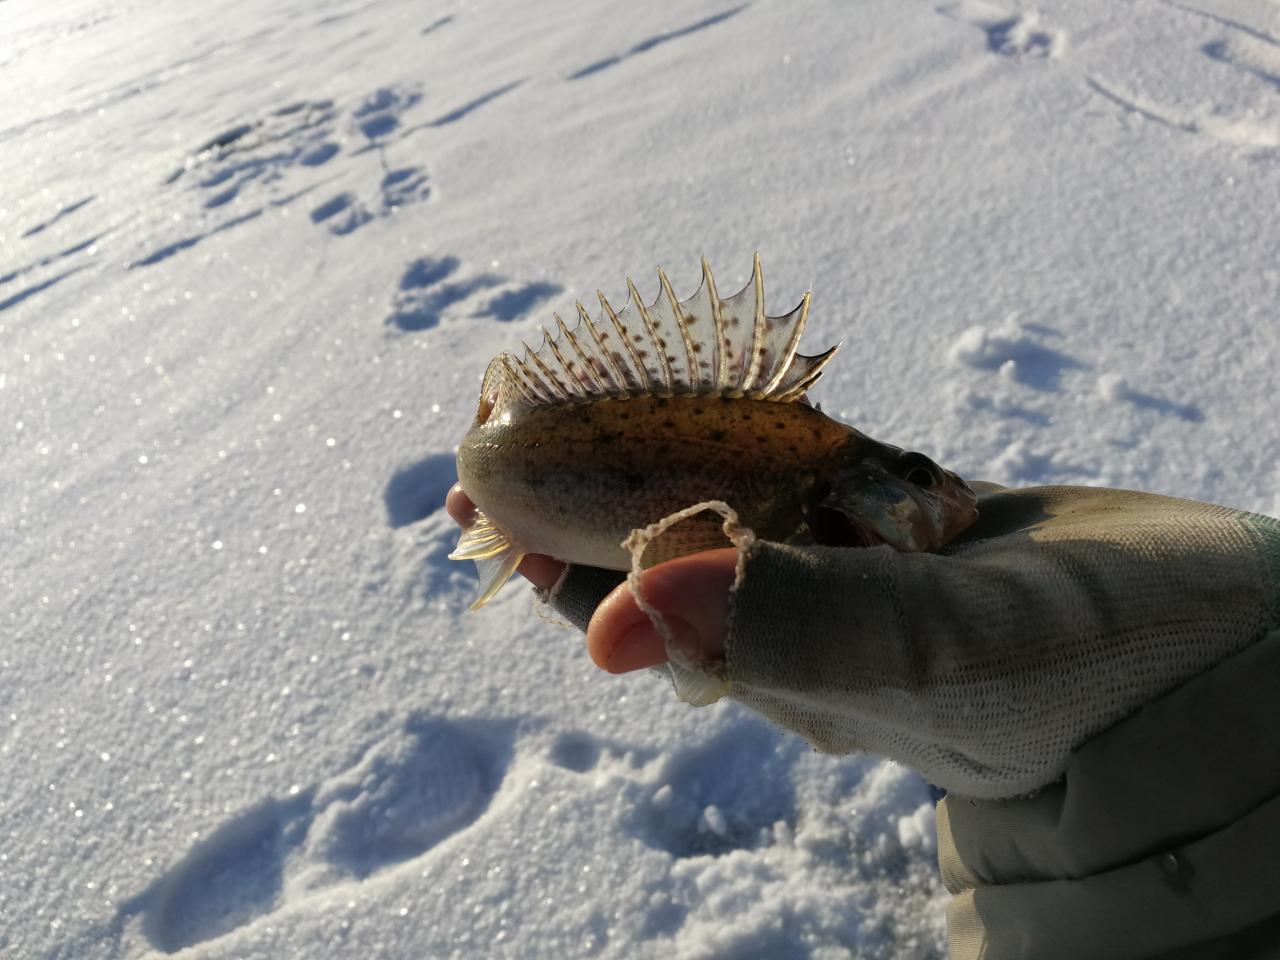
518;554;565;592
587;548;738;674
587;587;668;673
445;484;476;527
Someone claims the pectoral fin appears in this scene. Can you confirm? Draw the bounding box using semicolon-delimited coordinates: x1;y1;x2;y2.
662;662;730;707
449;511;526;610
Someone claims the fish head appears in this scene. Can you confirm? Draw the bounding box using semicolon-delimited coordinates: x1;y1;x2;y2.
813;433;978;552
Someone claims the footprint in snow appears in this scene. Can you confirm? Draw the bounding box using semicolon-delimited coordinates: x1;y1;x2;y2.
546;730;655;774
122;714;511;953
300;141;341;166
381;166;430;208
308;166;431;236
628;716;802;858
163;99;338;192
946;317;1086;391
352;86;422;144
134;99;339;267
135;87;432;266
937;0;1063;58
386;254;562;332
549;731;604;773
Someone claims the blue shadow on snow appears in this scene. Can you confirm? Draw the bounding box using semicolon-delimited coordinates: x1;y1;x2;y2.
385;453;458;527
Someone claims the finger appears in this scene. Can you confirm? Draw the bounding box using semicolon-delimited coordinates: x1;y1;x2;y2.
446;484;564;590
445;483;477;527
518;554;565;592
587;548;738;674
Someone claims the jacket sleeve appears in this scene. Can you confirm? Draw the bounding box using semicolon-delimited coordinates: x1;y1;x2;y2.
724;515;1277;799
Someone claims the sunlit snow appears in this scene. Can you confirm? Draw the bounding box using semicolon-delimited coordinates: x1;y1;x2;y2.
3;0;1278;957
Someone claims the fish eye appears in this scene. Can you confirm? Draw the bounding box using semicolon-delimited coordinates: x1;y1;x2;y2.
897;452;942;489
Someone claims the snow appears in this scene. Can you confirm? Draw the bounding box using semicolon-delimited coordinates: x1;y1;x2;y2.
2;0;1277;957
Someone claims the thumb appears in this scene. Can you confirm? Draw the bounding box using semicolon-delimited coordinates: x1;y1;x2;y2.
586;548;739;674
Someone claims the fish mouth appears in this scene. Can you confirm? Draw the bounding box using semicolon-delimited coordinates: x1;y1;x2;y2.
811;504;891;549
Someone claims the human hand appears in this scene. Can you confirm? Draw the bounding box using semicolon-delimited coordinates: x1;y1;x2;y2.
445;484;734;673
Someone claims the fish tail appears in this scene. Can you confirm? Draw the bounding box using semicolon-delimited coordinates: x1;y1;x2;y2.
448;510;526;610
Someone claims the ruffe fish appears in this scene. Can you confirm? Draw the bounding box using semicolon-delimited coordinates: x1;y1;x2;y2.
451;256;979;610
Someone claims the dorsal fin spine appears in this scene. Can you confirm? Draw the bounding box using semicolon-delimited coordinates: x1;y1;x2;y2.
598;290;646;395
500;355;540;405
513;343;552;403
742;253;767;397
544;323;591;398
577;300;626;394
513;356;553;404
759;291;812;396
626;277;673;398
524;341;570;401
703;259;730;394
659;267;699;394
774;344;839;402
557;313;606;394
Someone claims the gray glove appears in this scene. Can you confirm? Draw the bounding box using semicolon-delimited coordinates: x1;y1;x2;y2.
548;485;1280;800
544;564;625;633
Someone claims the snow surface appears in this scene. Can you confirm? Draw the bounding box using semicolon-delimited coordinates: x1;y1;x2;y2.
3;0;1278;957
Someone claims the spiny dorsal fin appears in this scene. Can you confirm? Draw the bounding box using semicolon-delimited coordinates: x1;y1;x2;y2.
494;257;837;412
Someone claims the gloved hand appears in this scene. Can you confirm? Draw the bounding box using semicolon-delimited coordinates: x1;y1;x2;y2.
447;484;1280;800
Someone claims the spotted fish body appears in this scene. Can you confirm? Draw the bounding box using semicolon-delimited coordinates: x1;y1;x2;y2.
452;257;979;609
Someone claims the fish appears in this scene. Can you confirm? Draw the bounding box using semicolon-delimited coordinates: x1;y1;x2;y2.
450;256;979;611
